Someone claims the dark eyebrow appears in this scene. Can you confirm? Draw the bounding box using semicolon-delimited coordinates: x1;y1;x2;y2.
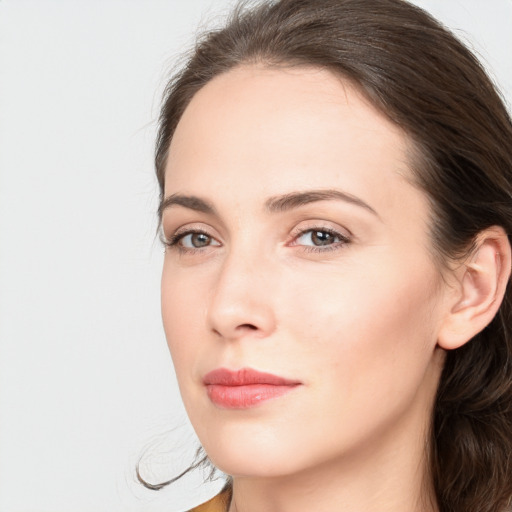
159;189;379;219
159;194;216;218
265;189;379;217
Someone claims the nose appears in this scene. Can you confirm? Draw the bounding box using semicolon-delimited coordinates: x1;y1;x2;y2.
207;250;277;341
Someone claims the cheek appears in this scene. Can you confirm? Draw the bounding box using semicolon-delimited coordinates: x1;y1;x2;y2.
281;253;442;412
160;261;205;381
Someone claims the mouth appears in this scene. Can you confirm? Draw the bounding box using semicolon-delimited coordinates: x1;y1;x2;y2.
203;367;302;409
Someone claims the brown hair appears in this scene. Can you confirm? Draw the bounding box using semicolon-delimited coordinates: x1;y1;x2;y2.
151;1;512;510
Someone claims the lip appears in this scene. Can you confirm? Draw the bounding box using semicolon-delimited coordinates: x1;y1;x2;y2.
203;368;301;409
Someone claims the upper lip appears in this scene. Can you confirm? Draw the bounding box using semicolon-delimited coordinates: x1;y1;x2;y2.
203;367;301;386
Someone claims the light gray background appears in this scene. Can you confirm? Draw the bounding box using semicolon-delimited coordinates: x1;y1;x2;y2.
0;1;511;511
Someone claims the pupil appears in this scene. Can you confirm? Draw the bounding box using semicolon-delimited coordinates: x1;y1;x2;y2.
192;233;210;247
312;231;333;246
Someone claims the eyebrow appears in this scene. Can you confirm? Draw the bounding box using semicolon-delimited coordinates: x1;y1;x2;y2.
159;194;216;218
265;189;379;217
159;188;379;218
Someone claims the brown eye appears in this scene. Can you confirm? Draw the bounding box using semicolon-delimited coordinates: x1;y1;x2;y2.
173;231;221;250
311;230;337;246
180;232;213;248
296;229;342;247
192;233;211;247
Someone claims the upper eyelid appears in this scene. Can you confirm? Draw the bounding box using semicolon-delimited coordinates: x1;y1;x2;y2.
160;208;227;239
162;222;221;239
174;225;214;237
289;220;352;238
294;227;349;238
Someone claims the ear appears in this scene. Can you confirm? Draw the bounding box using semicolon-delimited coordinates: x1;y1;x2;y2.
438;226;511;350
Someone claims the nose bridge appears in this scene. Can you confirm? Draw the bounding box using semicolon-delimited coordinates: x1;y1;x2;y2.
207;238;276;339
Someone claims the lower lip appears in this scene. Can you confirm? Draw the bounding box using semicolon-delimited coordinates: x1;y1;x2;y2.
206;384;299;409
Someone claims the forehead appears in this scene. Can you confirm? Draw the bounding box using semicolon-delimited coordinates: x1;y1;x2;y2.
165;65;420;222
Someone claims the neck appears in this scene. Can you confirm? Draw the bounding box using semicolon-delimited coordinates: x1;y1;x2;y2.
229;435;437;512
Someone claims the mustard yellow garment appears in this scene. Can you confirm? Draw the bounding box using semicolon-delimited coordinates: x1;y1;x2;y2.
189;490;231;512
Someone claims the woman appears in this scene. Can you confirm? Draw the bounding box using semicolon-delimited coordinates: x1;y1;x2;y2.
150;0;512;510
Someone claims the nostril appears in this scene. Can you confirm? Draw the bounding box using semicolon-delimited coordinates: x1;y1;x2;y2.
239;323;258;331
211;323;258;338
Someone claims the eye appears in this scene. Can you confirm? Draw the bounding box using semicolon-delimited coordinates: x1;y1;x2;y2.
297;229;340;246
180;232;217;248
291;227;350;252
165;229;221;251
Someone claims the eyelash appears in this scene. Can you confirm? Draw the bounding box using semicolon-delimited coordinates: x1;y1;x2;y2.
163;226;351;254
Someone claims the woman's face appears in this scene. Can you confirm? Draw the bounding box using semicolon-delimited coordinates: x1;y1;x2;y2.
161;66;450;478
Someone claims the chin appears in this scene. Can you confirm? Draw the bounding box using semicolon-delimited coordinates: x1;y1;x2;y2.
199;426;309;479
209;450;300;479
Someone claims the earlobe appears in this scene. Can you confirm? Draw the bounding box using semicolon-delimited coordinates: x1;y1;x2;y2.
438;226;511;350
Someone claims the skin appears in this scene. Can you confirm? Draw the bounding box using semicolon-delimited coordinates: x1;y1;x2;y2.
160;65;458;512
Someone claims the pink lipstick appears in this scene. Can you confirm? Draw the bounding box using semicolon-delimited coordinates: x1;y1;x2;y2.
203;368;301;409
